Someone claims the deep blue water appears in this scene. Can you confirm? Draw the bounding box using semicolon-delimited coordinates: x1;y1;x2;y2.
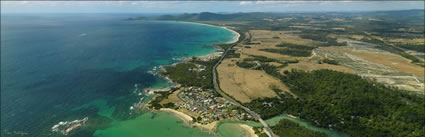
1;14;235;137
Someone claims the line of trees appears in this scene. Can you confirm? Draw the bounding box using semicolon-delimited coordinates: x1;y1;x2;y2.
260;48;312;57
396;43;425;53
319;58;339;65
275;42;316;50
361;37;422;63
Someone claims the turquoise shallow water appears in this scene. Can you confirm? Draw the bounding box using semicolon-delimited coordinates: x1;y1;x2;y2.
217;123;253;137
217;114;348;137
1;14;235;137
94;112;219;137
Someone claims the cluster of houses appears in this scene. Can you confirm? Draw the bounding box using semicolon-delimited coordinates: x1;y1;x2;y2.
190;51;224;61
188;64;207;73
176;87;250;124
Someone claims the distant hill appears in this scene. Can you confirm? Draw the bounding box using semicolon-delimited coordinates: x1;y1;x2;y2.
366;9;425;25
371;9;424;17
151;10;424;22
154;12;281;21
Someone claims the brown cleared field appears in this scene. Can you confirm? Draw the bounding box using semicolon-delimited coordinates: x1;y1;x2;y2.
217;59;283;103
237;30;313;60
160;88;184;105
217;27;423;102
245;30;354;73
216;30;326;102
324;47;424;77
218;28;423;100
249;30;312;46
217;30;357;102
314;42;424;92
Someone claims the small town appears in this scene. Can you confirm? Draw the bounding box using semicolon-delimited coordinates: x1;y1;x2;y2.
175;86;251;124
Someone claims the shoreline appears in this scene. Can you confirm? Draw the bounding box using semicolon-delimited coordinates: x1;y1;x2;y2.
146;21;242;135
221;26;240;44
161;108;258;137
160;108;218;132
176;21;240;44
147;21;241;90
160;108;193;123
239;124;259;137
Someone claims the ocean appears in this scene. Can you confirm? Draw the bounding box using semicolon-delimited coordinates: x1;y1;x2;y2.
1;14;236;137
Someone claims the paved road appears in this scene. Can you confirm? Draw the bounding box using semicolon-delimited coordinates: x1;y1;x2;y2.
212;44;275;137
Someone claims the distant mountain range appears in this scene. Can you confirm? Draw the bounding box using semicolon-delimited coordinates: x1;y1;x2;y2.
154;12;277;21
146;9;424;22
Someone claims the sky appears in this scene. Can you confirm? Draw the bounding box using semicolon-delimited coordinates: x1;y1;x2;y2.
1;1;424;14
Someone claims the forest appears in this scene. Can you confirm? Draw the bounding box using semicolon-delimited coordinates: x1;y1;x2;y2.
245;69;424;137
271;119;328;137
160;59;218;89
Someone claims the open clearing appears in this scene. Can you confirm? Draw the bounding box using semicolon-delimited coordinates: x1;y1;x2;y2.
217;30;354;102
160;88;184;105
279;61;354;74
218;29;424;103
217;58;283;103
314;39;424;93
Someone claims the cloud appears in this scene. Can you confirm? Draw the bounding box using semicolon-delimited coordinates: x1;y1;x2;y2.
1;1;424;14
256;1;297;4
238;1;311;9
239;1;253;5
20;1;29;5
240;1;307;5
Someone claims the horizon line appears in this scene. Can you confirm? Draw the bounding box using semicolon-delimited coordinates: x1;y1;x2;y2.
1;8;424;15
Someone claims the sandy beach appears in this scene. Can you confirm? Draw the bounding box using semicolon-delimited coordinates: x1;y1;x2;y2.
160;108;193;123
178;21;241;44
152;21;240;80
239;124;258;137
161;108;257;137
193;121;220;132
161;108;220;133
221;26;240;44
159;108;222;134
